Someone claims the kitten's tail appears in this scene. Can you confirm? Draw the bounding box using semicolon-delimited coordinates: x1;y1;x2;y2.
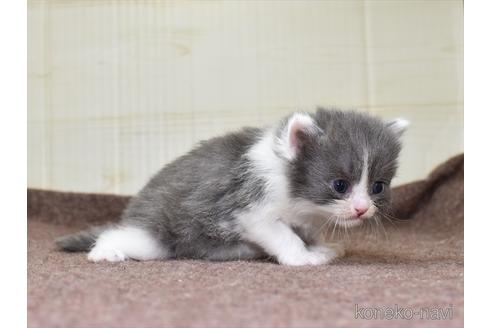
55;225;110;252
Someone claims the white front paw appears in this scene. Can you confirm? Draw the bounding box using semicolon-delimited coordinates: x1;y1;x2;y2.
278;247;335;266
311;244;345;258
308;245;341;261
88;247;127;262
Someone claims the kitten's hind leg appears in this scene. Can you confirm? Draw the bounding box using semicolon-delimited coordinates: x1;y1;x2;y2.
88;225;169;262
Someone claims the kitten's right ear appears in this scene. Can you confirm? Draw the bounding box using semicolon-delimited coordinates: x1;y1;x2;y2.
276;113;322;161
386;118;410;137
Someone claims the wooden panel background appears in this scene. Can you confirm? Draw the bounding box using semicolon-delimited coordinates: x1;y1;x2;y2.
27;0;463;194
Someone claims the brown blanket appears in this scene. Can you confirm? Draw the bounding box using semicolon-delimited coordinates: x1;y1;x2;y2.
27;154;464;328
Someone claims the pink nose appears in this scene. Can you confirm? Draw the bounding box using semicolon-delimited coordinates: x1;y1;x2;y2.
355;207;368;217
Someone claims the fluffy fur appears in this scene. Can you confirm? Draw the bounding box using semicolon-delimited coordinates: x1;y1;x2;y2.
56;108;407;266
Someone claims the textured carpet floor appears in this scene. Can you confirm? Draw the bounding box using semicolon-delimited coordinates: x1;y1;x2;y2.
27;155;464;328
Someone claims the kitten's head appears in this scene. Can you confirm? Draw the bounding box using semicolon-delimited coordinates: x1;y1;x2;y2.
275;108;408;227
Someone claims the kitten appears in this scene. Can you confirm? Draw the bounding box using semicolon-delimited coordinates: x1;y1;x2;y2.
56;108;408;266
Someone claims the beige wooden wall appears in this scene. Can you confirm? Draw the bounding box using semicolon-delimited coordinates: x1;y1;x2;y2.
28;0;463;195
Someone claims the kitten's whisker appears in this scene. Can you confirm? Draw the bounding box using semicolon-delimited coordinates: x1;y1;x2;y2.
331;217;338;241
313;217;332;240
377;211;403;227
374;216;389;241
368;217;376;239
376;212;395;226
374;205;407;223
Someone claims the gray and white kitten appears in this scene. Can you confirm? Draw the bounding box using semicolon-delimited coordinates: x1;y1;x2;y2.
56;108;408;266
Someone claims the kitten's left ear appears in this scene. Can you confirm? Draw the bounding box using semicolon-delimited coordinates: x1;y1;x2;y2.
276;112;322;161
386;118;410;137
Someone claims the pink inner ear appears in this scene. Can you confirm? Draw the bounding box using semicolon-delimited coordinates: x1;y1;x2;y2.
285;113;319;159
289;120;305;153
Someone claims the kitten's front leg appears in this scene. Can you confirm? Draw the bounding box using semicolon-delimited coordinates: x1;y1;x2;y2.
240;216;335;266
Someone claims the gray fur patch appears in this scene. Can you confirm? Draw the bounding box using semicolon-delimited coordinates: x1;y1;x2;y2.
119;127;267;259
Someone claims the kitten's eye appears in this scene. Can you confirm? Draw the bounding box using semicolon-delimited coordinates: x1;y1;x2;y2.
333;179;349;194
372;181;385;194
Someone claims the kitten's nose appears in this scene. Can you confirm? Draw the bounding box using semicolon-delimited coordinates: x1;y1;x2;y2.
355;207;368;217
